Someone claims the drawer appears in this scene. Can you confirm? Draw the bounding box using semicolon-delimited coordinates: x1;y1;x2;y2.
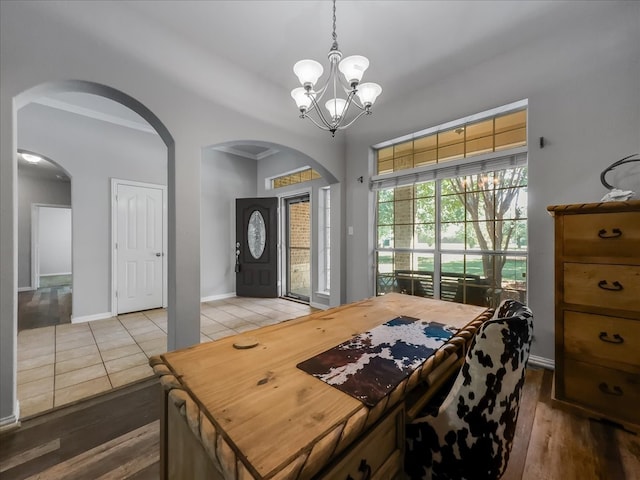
564;263;640;312
564;359;640;424
564;311;640;366
319;404;404;480
563;212;640;258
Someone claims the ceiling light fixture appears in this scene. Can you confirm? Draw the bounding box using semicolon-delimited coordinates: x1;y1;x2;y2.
20;152;43;164
291;0;382;137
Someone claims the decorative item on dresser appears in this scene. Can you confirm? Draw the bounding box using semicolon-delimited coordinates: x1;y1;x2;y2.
547;200;640;432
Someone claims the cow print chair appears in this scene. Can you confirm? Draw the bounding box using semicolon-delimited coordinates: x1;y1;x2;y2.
405;299;534;480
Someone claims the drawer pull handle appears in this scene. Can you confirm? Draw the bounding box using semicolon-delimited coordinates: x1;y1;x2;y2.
598;228;622;239
598;280;624;291
346;460;372;480
599;382;623;396
599;332;624;344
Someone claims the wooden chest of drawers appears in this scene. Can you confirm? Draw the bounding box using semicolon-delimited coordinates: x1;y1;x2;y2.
548;201;640;431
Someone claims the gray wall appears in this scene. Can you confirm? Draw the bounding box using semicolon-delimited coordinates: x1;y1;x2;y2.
1;1;344;424
17;174;71;288
18;103;166;319
200;150;257;299
256;149;340;308
344;2;640;362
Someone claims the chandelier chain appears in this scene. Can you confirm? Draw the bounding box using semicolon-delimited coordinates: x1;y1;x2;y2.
331;0;338;50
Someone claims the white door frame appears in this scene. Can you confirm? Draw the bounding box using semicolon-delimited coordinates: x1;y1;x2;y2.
278;187;313;301
111;178;168;315
30;203;72;291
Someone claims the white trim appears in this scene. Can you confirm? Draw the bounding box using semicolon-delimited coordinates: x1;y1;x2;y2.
310;301;329;310
33;97;157;135
528;354;555;370
71;311;114;324
212;144;279;161
111;179;168;315
0;413;20;432
279;189;313;302
201;292;236;302
40;272;72;277
17;287;35;292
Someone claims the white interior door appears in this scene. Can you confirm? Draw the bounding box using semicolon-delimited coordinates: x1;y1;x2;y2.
116;183;164;314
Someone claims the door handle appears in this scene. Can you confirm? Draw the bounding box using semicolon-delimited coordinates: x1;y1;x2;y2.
155;252;162;257
345;459;372;480
598;228;622;239
598;332;624;344
598;280;623;291
598;382;623;396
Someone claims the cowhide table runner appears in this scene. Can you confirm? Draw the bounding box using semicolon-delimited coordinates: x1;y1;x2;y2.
297;316;458;407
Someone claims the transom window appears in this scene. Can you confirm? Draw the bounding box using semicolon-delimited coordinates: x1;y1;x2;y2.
376;109;526;175
272;168;321;189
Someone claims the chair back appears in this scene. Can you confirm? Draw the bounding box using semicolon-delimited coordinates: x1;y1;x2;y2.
405;299;533;480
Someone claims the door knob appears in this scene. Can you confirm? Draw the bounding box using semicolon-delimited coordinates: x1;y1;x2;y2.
155;252;162;257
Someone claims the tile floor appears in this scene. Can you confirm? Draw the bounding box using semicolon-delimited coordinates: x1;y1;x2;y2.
17;296;314;419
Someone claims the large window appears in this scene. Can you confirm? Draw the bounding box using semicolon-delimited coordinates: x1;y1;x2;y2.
374;104;527;307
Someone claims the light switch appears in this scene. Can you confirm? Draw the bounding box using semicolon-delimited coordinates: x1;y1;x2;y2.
348;226;354;235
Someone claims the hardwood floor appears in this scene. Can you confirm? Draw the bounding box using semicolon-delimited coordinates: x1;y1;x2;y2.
18;286;72;331
2;368;637;479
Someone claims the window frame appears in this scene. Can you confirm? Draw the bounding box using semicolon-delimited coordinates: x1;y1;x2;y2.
372;101;528;306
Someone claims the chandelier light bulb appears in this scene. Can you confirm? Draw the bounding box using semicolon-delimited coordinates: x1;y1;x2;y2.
291;87;314;111
356;82;383;107
338;55;369;86
325;98;347;120
293;59;324;87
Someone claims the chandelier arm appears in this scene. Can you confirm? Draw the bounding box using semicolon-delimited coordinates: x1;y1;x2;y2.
307;93;336;130
335;89;357;124
336;109;370;130
302;82;329;115
347;96;366;111
304;114;333;132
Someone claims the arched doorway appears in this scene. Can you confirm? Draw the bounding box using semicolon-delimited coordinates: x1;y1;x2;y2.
5;80;174;422
201;140;339;309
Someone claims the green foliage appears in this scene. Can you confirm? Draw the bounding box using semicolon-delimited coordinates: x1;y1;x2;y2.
376;166;528;286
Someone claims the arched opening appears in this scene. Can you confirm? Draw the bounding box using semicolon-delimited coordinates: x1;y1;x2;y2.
10;80;174;419
201;139;339;310
16;148;72;331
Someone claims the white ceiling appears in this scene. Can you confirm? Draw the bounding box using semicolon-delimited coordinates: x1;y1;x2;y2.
24;0;596;154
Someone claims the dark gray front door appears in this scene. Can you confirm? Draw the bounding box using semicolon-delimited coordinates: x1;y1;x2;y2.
235;197;278;297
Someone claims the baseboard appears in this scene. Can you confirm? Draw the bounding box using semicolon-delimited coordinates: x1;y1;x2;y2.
201;292;236;303
310;301;329;310
529;354;555;370
40;272;72;277
71;312;113;323
0;405;20;433
18;286;35;292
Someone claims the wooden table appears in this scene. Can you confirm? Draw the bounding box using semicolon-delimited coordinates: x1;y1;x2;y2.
151;294;491;480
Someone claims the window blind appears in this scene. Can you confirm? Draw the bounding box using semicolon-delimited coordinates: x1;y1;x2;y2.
370;147;528;191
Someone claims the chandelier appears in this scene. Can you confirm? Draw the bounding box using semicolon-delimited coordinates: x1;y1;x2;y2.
290;0;382;137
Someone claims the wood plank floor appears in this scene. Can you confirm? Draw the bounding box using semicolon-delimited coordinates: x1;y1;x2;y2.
1;369;638;479
18;286;72;332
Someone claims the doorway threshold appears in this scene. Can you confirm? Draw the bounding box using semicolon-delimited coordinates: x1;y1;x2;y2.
281;296;309;306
